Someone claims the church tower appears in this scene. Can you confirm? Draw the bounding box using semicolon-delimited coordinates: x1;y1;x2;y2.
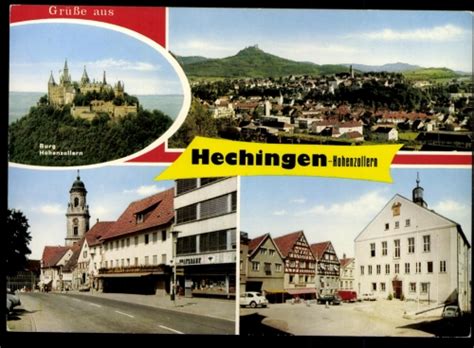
412;173;427;208
65;171;90;246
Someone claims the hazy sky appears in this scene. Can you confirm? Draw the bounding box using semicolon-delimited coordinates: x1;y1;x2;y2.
241;168;472;259
10;23;184;94
169;9;473;72
8;165;174;259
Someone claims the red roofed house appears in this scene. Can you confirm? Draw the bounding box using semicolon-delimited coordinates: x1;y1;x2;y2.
310;241;341;296
245;233;285;302
273;231;317;299
98;188;175;295
40;246;74;291
73;220;114;291
339;254;356;291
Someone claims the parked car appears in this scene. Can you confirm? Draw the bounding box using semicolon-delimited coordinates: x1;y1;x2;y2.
338;290;357;303
240;291;268;308
317;294;341;305
7;288;21;314
361;293;376;301
442;305;461;319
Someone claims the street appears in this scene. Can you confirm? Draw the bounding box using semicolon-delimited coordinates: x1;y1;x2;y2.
8;292;235;334
240;299;471;337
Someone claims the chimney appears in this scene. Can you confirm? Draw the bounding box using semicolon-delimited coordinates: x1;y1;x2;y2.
96;218;99;223
343;253;346;259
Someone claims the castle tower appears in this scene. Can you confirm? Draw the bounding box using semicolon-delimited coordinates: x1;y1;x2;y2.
114;80;124;98
103;71;107;85
412;173;427;208
80;66;90;86
65;170;90;246
60;59;72;86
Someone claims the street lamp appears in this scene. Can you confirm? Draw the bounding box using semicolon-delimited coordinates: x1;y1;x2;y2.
171;230;180;305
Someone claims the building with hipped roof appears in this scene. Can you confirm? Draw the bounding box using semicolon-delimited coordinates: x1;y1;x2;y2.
310;241;341;296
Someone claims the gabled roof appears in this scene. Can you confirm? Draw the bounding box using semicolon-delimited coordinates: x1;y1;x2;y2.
248;234;268;254
63;242;83;272
273;230;311;258
86;221;114;246
340;258;355;268
310;241;330;260
101;188;174;241
42;246;71;268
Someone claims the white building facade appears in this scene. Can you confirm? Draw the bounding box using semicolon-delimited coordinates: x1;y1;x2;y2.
355;180;470;311
173;177;238;298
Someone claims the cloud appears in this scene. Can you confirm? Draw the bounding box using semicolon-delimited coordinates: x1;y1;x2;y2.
272;209;288;216
123;185;166;196
171;40;237;57
356;24;466;42
432;199;469;214
36;204;63;215
84;58;159;72
290;198;306;204
295;190;388;218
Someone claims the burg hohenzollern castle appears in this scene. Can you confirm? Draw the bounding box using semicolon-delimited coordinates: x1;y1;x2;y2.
48;59;138;120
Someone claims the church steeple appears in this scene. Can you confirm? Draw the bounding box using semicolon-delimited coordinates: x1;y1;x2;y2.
65;170;90;246
412;173;427;208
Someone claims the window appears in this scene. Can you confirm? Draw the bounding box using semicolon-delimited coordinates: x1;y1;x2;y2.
368;265;372;275
144;234;149;245
427;261;433;273
105;261;108;268
409;283;416;293
404;263;410;274
126;258;130;266
380;283;386;291
177;235;197;255
408;237;415;254
83;251;87;259
275;264;282;272
144;256;149;265
231;191;237;212
161;254;166;264
200;230;227;252
152;232;157;243
421;283;429;293
416;262;421;273
289;275;294;283
385;223;389;230
423;235;431;252
440;261;446;273
126;238;130;247
372;283;377;291
370;243;376;257
176;204;197;224
200;195;230;219
395;264;400;274
74;197;79;207
104;243;108;251
200;177;222;186
260;248;267;255
385;264;390;275
121;259;124;267
115;240;119;249
395;221;399;229
134;257;138;266
73;226;78;236
153;255;158;265
382;241;387;256
176;179;197;195
136;213;144;224
360;266;364;275
161;230;167;242
394;239;400;258
376;265;381;275
301;261;306;269
121;239;124;248
269;249;275;256
405;219;411;227
264;262;272;275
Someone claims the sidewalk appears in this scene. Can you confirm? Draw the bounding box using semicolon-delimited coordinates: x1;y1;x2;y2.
69;290;237;322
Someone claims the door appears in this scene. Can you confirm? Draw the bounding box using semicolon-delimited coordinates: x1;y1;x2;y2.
392;280;402;299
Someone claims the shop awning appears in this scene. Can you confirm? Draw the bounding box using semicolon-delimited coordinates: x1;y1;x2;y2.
263;289;286;294
98;272;152;278
286;288;317;295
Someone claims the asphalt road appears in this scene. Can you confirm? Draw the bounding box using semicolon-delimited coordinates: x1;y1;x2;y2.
9;292;234;334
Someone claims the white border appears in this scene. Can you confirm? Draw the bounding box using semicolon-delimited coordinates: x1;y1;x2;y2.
9;17;191;170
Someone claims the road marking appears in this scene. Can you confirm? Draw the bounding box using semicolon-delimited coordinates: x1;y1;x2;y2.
159;325;184;334
115;310;135;318
89;303;102;308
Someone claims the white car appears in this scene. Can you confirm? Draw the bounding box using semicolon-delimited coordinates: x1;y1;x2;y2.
240;291;269;308
361;293;376;301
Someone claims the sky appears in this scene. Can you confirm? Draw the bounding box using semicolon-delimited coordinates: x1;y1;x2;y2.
169;9;473;72
240;168;472;259
10;23;184;95
8;165;173;260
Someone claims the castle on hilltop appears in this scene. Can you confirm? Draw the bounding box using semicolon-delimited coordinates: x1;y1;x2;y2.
48;60;137;120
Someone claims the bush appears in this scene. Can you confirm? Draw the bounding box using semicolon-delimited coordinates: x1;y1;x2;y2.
387;293;393;300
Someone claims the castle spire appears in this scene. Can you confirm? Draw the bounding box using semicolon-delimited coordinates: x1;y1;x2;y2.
81;66;90;85
103;71;107;84
48;71;56;85
61;58;71;85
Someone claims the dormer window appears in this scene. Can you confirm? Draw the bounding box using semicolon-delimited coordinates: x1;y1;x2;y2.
136;213;144;224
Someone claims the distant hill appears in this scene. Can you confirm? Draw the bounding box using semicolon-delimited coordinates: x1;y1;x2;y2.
176;46;350;78
402;67;462;81
346;62;422;73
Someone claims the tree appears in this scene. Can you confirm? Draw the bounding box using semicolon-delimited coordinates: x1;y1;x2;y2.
6;209;32;276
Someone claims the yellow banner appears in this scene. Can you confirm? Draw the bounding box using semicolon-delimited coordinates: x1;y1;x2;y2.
156;137;402;183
